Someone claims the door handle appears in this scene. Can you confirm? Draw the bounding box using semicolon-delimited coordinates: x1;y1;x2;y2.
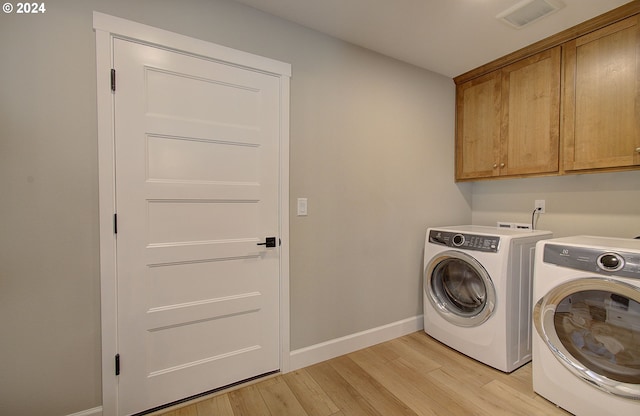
257;237;277;248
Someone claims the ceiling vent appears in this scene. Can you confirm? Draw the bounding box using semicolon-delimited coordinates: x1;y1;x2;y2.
496;0;565;29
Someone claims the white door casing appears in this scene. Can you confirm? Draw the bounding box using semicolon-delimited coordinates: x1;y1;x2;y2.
94;13;290;416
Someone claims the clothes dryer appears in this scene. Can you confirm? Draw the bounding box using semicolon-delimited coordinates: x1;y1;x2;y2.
533;236;640;416
423;225;552;372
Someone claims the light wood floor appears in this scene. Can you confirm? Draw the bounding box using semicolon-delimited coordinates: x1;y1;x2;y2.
151;331;570;416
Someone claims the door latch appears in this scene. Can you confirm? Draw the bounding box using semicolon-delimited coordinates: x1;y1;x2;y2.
257;237;277;248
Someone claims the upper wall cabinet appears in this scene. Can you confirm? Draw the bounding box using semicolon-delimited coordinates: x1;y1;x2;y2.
454;2;640;181
455;71;501;180
455;47;561;181
562;15;640;172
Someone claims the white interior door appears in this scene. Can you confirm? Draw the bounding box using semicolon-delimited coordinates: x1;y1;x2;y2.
113;38;281;415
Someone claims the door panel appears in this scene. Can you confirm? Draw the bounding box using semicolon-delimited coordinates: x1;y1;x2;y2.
563;16;640;171
455;71;502;180
144;67;261;126
113;39;280;415
147;135;260;182
501;47;560;176
147;201;259;242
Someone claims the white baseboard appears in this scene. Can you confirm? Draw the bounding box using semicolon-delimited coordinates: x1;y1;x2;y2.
67;406;102;416
288;315;424;371
78;317;423;415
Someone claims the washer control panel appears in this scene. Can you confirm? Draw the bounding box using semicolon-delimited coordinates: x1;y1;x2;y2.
429;230;499;253
543;244;640;279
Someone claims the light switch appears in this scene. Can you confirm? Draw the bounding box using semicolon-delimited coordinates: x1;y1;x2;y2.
297;198;308;216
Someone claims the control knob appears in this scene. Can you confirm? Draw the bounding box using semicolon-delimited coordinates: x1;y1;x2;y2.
452;234;465;247
597;253;624;272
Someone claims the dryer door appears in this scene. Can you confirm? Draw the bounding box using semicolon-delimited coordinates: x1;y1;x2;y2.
534;277;640;399
425;250;496;327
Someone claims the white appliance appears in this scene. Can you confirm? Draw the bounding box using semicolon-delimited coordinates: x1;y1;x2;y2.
532;236;640;416
423;225;552;372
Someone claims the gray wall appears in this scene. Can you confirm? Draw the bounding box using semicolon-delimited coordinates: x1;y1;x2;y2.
472;171;640;238
0;0;470;414
4;1;638;415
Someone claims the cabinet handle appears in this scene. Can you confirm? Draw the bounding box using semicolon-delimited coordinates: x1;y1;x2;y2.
500;163;505;168
636;147;640;153
493;163;498;168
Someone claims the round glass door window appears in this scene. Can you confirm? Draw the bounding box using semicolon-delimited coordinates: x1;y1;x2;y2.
425;251;496;327
534;278;640;399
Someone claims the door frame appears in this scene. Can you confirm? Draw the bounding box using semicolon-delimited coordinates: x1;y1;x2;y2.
93;12;291;415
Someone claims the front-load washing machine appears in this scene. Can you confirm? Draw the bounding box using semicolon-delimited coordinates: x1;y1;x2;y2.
423;225;552;372
533;236;640;416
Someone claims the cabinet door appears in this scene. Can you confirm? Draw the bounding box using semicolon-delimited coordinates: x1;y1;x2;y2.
500;47;561;176
455;71;501;180
563;16;640;172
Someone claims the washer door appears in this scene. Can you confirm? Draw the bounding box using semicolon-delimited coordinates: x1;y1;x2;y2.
425;250;496;327
534;277;640;399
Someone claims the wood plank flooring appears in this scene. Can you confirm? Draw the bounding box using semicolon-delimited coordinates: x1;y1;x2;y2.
150;331;570;416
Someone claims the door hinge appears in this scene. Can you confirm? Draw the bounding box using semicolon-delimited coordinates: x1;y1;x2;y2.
113;213;118;234
110;68;116;92
115;353;120;376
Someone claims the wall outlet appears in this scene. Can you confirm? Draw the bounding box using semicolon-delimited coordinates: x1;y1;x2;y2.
535;199;546;214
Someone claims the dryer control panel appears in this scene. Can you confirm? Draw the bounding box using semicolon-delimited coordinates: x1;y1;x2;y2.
543;244;640;279
429;230;499;253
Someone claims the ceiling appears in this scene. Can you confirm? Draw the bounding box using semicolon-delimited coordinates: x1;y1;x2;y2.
230;0;632;78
